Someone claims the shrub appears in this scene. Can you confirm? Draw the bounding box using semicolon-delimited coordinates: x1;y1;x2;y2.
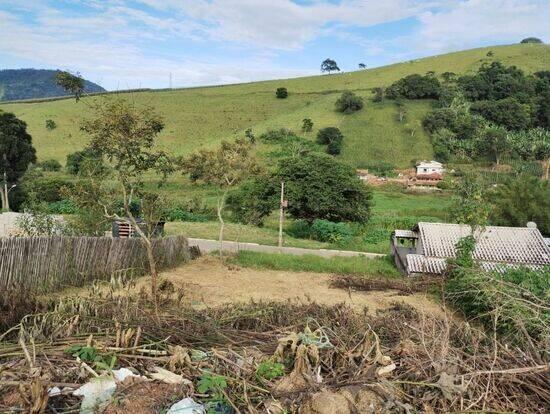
301;118;313;132
285;219;313;239
276;87;288;99
386;74;440;99
66;148;103;175
310;219;353;244
316;127;344;155
48;199;78;214
371;87;384;102
260;128;295;142
45;119;57;130
36;159;62;172
163;207;210;222
335;91;364;114
24;177;74;203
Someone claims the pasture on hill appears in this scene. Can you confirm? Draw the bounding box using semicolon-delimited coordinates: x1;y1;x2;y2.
2;44;549;168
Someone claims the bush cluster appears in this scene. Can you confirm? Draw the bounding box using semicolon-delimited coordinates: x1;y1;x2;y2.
335;91;364;114
316;127;344;155
36;159;62;172
275;87;288;99
286;219;353;244
386;74;441;99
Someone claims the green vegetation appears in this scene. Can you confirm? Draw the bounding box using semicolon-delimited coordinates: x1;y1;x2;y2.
275;87;288;99
3;44;547;169
334;91;364;114
489;175;550;234
228;250;400;278
446;236;549;347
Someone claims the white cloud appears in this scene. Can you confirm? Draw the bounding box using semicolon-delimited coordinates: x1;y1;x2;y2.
0;0;547;89
416;0;550;52
137;0;436;50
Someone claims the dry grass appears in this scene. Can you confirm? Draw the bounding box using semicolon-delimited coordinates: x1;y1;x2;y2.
1;282;548;413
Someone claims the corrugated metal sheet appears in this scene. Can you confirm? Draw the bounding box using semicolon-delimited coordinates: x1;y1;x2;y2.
416;222;550;266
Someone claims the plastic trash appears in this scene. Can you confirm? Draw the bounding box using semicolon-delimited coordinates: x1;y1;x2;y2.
112;367;141;382
166;397;206;414
48;386;61;396
73;376;116;414
149;366;192;385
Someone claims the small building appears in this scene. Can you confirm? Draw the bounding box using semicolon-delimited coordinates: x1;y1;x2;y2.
112;219;165;238
391;222;550;276
416;160;444;176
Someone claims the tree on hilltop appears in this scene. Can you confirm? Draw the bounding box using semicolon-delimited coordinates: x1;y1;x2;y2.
55;71;85;102
321;59;340;74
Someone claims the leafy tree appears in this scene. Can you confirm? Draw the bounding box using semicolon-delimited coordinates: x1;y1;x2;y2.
358;63;366;69
470;98;532;131
507;128;550;179
316;127;344;155
55;71;85;102
0;111;36;211
458;62;532;101
182;139;261;258
321;58;340;74
450;174;490;228
520;37;543;44
275;87;288;99
475;124;511;165
486;50;494;57
489;175;549;234
301;118;313;133
226;175;278;226
276;152;372;223
335;91;364;114
76;98;173;303
45;119;57;130
386;74;440;99
431;128;456;162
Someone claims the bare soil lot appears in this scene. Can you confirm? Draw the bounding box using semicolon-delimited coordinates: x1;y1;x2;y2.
131;256;445;317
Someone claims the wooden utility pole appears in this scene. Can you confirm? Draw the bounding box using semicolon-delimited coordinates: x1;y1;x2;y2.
1;171;8;212
278;181;285;249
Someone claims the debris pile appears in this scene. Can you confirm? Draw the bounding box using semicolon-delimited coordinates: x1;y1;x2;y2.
0;286;548;413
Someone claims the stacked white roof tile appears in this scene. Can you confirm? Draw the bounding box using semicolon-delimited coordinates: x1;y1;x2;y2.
404;222;550;275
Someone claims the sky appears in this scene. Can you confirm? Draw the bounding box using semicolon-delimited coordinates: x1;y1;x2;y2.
0;0;549;90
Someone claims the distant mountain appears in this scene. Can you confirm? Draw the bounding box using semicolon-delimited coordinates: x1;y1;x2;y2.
0;69;105;101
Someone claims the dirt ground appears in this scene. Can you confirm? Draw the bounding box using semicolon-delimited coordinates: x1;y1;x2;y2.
136;256;445;317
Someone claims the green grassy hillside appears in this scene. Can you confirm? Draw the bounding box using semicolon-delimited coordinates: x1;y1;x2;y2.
2;44;549;168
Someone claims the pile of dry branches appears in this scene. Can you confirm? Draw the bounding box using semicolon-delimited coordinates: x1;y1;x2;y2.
0;284;548;413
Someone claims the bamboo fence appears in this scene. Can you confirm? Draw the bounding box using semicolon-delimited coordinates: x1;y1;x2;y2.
0;235;194;291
